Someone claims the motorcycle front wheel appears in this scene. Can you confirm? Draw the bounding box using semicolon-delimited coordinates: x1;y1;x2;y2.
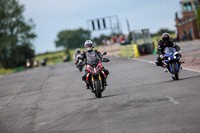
172;63;179;80
94;80;102;98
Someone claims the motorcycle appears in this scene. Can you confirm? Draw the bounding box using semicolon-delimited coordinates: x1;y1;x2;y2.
78;52;109;98
26;62;31;68
41;59;47;66
75;54;83;72
34;60;39;67
162;47;184;80
26;59;31;68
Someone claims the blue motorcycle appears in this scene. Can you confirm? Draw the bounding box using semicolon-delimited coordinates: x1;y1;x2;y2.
162;47;183;80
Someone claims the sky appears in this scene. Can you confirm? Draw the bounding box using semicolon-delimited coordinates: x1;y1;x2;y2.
18;0;182;54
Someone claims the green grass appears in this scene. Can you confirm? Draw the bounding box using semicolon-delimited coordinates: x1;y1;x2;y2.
34;51;65;66
0;68;13;75
0;46;100;75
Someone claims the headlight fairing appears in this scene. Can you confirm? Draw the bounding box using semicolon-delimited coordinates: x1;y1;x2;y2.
96;65;101;71
173;56;176;59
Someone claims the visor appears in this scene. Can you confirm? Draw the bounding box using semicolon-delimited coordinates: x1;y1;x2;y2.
86;44;92;48
163;37;169;42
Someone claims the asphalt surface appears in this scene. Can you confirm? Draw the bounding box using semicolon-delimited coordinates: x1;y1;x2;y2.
0;55;200;133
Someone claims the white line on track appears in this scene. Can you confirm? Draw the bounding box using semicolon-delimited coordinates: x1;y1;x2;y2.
132;58;200;73
182;68;200;73
39;122;47;125
166;96;179;104
0;89;21;111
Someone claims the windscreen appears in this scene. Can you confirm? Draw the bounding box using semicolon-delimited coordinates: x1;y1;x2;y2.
164;47;176;54
86;51;100;67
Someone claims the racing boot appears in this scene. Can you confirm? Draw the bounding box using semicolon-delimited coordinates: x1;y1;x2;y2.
85;82;90;89
104;79;108;86
164;68;168;73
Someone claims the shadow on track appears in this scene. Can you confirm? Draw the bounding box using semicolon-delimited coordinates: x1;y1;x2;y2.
154;75;200;84
85;92;130;101
179;75;200;80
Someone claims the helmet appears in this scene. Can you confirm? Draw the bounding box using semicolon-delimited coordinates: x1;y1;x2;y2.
162;33;170;43
76;48;81;54
84;40;93;51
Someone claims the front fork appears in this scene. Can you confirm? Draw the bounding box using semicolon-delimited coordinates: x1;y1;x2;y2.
86;71;106;91
163;61;180;73
91;75;102;88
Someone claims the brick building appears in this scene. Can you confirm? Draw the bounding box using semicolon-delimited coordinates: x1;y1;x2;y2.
175;0;200;40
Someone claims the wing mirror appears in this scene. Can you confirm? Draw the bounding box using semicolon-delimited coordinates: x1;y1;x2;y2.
102;58;110;62
102;52;107;55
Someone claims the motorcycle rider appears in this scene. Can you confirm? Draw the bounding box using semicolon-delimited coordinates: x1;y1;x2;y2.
26;58;31;68
74;48;82;65
155;33;181;72
78;40;109;89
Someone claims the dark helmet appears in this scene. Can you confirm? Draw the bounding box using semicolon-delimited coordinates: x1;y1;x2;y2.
162;33;170;42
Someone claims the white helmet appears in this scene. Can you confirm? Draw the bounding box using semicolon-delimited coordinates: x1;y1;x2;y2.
84;40;93;51
76;48;81;53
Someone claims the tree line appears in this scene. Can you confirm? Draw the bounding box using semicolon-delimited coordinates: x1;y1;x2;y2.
151;29;175;37
0;0;36;68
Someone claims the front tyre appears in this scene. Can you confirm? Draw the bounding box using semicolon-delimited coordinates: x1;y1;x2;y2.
172;63;179;80
94;80;102;98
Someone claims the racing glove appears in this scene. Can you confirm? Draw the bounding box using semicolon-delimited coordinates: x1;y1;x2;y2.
159;54;164;59
178;51;182;57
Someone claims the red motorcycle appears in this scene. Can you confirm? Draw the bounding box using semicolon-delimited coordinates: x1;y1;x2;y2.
79;52;109;98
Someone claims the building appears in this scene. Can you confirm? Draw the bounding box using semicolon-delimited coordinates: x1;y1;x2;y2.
175;0;200;40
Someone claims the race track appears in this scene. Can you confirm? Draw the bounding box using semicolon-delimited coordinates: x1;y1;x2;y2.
0;56;200;133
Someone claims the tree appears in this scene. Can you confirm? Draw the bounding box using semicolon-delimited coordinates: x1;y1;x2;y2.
151;28;175;37
55;28;91;50
93;34;112;45
0;0;36;68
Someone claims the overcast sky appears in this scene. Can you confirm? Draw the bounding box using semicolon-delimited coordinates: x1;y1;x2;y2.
18;0;182;54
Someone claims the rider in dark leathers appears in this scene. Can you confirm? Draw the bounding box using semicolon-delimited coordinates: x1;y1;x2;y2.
156;33;181;69
78;40;109;89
